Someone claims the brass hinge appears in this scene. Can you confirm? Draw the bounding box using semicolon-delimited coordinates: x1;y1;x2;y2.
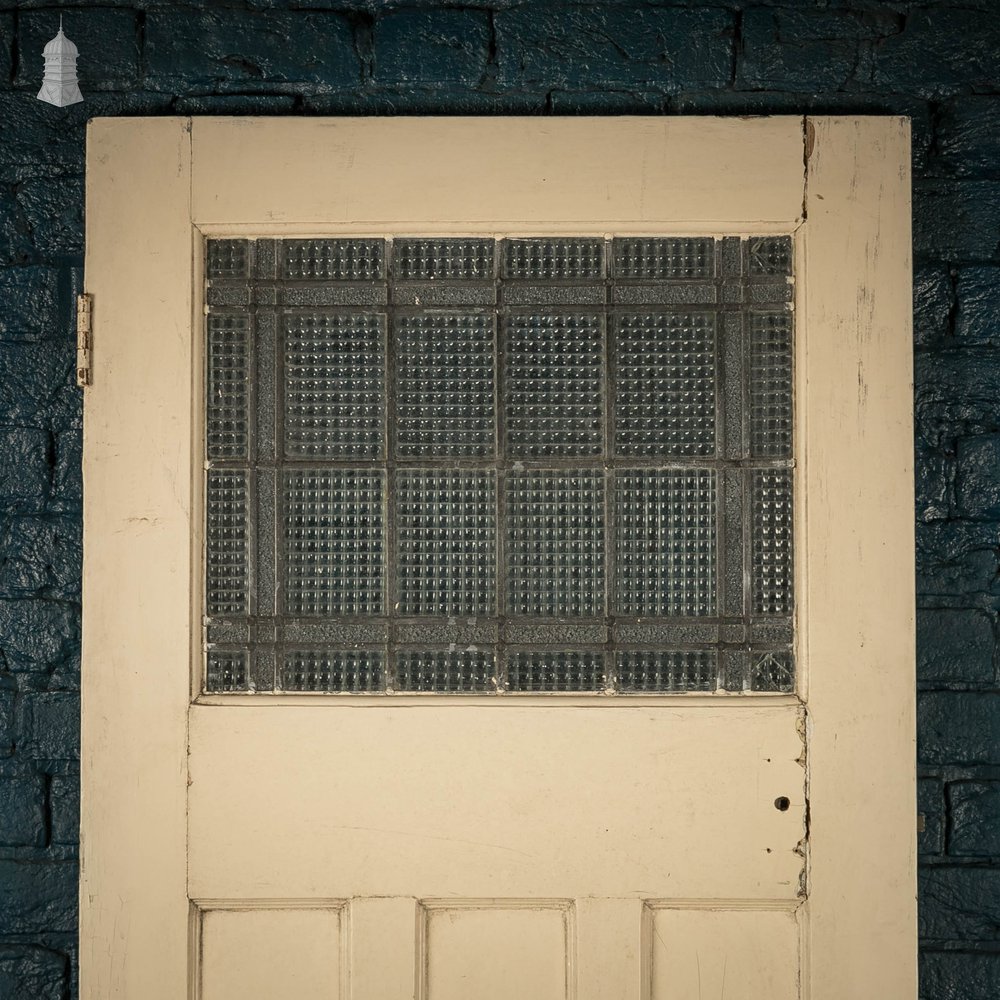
76;294;92;388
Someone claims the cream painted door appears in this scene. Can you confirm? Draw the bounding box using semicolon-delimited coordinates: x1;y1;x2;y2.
80;118;916;1000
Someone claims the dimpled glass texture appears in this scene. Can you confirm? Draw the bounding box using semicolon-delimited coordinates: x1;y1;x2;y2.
203;236;795;695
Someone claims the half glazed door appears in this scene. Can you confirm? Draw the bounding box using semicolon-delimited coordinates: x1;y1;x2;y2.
81;117;916;1000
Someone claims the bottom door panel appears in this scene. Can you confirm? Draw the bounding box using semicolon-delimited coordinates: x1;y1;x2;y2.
193;897;802;1000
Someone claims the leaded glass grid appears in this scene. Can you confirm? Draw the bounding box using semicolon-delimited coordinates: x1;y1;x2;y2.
203;236;795;695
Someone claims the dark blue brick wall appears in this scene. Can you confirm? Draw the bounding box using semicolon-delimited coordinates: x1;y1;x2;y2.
0;2;995;997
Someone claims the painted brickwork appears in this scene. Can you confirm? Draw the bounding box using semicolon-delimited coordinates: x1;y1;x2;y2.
0;3;996;997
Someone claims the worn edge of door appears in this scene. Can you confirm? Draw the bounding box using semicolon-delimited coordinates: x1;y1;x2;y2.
81;116;915;1000
800;117;916;1000
81;118;194;1000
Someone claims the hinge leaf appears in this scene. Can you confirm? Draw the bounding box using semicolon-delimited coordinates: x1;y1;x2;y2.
76;293;92;388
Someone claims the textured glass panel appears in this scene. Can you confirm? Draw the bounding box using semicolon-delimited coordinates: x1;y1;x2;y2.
396;470;496;616
282;239;385;280
506;650;605;692
281;650;385;693
615;469;716;616
613;238;714;279
205;650;249;693
394;238;494;280
752;469;793;614
205;235;795;698
506;470;605;617
395;649;494;693
206;470;249;617
504;311;603;457
750;311;793;458
616;650;716;693
747;237;792;277
283;469;384;615
503;239;604;279
614;311;716;457
206;314;251;460
284;312;385;459
395;312;495;458
750;650;795;692
207;239;249;279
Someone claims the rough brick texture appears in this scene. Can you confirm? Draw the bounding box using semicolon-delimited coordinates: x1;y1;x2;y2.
0;2;997;997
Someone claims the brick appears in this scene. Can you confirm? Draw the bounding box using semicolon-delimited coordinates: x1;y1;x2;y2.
913;180;1000;262
0;188;32;267
17;9;139;91
0;860;76;934
935;97;1000;177
50;430;81;509
145;11;357;93
919;692;1000;765
915;440;952;523
950;782;1000;857
0;94;84;182
375;10;490;87
20;692;79;760
173;94;298;115
0;600;78;672
917;608;993;686
920;950;1000;1000
0;689;12;755
874;8;1000;98
0;428;51;504
738;8;897;92
0;947;66;1000
956;435;1000;520
915;349;1000;446
918;777;944;856
913;266;953;348
0;340;74;430
0;14;10;86
0;776;45;847
0;516;81;601
49;773;78;846
496;5;733;92
920;866;1000;941
916;520;1000;602
955;267;1000;345
0;268;60;342
17;176;84;258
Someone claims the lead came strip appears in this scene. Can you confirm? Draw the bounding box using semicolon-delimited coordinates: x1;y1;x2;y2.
203;237;795;695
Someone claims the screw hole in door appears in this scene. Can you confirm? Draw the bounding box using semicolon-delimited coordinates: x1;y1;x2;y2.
774;796;791;811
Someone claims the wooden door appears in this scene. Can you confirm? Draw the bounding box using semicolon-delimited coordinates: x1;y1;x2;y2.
80;117;916;1000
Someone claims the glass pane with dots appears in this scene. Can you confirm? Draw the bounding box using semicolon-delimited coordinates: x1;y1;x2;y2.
203;235;794;695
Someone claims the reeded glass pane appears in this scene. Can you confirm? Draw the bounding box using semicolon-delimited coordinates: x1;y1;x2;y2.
750;310;793;458
506;651;605;693
506;470;605;617
284;312;385;459
395;650;494;693
613;311;716;457
612;237;715;280
752;469;793;615
504;311;604;458
396;470;496;616
616;650;717;693
503;238;604;279
394;312;495;458
206;314;251;460
282;239;384;280
615;469;716;616
203;235;794;696
395;238;494;280
205;469;249;617
282;469;384;616
281;650;384;693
